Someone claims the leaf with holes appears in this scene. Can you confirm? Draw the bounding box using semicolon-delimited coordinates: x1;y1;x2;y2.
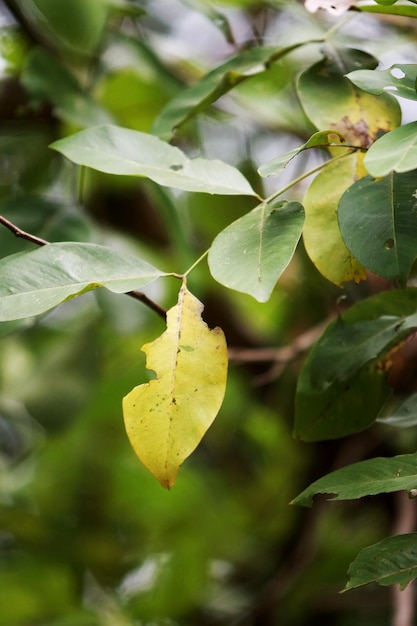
346;64;417;102
208;200;304;302
123;284;228;489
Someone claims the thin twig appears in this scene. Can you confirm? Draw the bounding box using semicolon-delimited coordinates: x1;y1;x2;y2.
0;215;49;246
228;317;332;364
0;214;167;319
127;291;166;319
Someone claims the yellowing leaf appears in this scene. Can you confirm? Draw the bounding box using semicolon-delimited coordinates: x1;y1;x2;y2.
122;284;228;489
303;153;367;286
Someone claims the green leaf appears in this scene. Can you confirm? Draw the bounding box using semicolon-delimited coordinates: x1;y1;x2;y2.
346;64;417;102
123;284;228;489
302;153;366;286
24;0;109;54
258;130;345;178
291;452;417;507
344;534;417;591
378;393;417;428
294;361;389;442
338;172;417;284
364;122;417;177
297;48;401;147
358;3;417;17
152;42;310;140
294;289;417;441
0;242;165;321
50;124;256;196
208;200;304;302
309;289;417;389
22;48;112;127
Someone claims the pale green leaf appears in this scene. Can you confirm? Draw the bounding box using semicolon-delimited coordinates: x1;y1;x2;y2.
344;534;417;591
346;64;417;102
50;124;256;196
208;200;304;302
258;130;345;178
0;242;165;321
291;452;417;507
123;284;228;489
338;171;417;284
364;122;417;176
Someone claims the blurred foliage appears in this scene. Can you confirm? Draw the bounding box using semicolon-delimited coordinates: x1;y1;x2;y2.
0;0;415;624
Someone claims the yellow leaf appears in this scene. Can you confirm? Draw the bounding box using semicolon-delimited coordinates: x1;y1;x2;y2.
303;152;367;287
122;284;228;489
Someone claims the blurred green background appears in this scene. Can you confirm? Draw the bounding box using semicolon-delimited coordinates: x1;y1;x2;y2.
0;1;415;624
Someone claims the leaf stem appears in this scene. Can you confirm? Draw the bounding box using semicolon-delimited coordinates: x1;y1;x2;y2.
263;150;356;205
183;249;209;278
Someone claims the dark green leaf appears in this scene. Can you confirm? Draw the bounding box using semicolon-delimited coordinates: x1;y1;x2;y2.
208;200;304;302
0;242;166;321
338;172;417;283
344;534;417;591
50;124;256;196
291;452;417;507
294;289;417;441
358;3;417;16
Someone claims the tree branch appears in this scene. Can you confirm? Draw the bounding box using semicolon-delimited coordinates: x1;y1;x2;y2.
0;214;167;320
0;215;49;246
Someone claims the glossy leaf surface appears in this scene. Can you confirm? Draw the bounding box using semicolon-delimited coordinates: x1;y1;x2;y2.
338;171;417;283
0;242;165;320
123;284;228;489
50;124;256;196
208;200;304;302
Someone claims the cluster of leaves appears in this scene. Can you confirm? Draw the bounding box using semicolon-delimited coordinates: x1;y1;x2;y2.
1;0;417;622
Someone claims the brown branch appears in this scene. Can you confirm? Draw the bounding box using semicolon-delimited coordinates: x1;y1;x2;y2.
392;492;416;626
228;317;332;364
0;215;49;246
0;214;167;320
